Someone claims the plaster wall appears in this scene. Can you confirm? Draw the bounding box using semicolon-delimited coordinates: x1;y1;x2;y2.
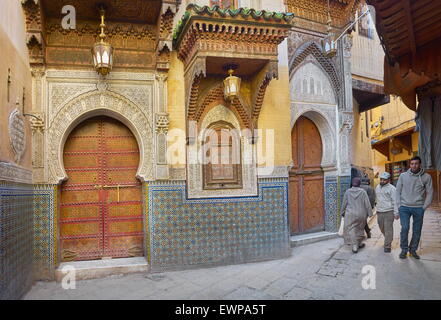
0;4;32;169
350;11;384;81
351;99;373;169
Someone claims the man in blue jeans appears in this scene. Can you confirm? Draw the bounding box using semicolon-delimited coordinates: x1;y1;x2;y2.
396;156;433;259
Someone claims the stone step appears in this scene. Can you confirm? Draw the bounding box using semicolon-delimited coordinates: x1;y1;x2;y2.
290;231;339;248
55;257;149;282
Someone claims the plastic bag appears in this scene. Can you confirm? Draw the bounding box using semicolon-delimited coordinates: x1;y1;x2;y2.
338;217;344;237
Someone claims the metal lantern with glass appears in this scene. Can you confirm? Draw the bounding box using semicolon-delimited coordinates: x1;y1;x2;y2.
223;64;241;102
323;12;337;57
322;1;372;58
91;5;113;76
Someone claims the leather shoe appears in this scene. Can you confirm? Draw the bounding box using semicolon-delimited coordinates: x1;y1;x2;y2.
410;251;420;259
358;243;366;249
352;244;358;253
384;248;391;253
399;250;407;259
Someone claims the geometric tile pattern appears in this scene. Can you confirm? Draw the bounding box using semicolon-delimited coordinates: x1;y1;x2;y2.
338;175;351;213
33;184;57;280
337;175;351;226
324;176;338;232
147;180;290;272
0;182;34;300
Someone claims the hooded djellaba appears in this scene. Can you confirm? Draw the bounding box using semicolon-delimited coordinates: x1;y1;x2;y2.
341;177;373;253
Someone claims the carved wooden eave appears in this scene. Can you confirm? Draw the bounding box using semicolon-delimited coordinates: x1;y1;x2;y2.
173;5;294;66
173;4;294;135
285;0;362;29
22;0;181;72
22;0;46;67
156;1;181;71
367;0;441;110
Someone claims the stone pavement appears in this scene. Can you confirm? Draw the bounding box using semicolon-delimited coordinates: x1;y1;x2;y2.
24;208;441;300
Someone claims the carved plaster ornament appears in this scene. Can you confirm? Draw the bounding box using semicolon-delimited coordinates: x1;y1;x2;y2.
9;107;26;163
343;34;353;58
96;80;108;92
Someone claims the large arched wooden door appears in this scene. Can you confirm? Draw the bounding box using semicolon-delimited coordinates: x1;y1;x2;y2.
60;116;143;261
289;116;325;234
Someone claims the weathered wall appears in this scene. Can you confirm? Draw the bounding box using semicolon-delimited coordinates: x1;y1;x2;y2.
351;99;373;169
258;66;292;167
0;1;32;168
370;96;418;186
371;96;416;138
167;51;187;174
0;0;34;300
350;11;384;81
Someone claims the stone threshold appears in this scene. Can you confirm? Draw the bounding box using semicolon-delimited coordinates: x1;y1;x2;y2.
55;257;149;282
290;231;339;248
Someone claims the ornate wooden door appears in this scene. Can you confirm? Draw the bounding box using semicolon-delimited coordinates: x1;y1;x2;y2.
289;116;325;234
60;116;143;261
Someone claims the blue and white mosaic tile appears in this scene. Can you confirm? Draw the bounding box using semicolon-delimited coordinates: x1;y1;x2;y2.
33;185;57;280
147;181;290;272
0;182;34;300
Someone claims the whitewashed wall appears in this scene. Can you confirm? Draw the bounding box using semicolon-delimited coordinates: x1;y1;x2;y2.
351;12;384;81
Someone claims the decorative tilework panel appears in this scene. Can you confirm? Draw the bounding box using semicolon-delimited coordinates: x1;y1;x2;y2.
33;185;57;280
324;176;338;232
338;175;351;218
0;182;34;300
147;181;290;272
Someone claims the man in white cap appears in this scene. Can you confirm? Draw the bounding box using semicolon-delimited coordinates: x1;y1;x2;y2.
375;172;398;252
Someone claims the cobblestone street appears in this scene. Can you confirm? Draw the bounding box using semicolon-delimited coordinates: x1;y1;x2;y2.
25;208;441;300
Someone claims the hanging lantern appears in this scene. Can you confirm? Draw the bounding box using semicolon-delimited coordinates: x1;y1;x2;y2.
91;6;113;76
322;0;337;58
223;65;241;102
322;31;337;58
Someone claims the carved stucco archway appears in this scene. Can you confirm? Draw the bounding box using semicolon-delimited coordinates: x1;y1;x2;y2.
290;57;338;171
47;90;154;184
187;104;258;199
289;41;341;102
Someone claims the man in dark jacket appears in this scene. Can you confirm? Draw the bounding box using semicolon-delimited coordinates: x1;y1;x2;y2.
360;178;375;238
396;156;433;259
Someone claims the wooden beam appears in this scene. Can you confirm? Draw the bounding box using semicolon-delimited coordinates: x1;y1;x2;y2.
372;140;390;160
403;0;417;61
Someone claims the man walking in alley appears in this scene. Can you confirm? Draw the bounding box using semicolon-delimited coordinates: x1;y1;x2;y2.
396;156;433;259
342;177;373;253
375;172;397;253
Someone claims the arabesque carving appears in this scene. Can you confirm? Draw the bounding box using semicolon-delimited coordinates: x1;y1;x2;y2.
22;0;45;66
251;61;279;121
193;83;252;129
289;41;341;98
47;90;153;184
285;0;361;28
